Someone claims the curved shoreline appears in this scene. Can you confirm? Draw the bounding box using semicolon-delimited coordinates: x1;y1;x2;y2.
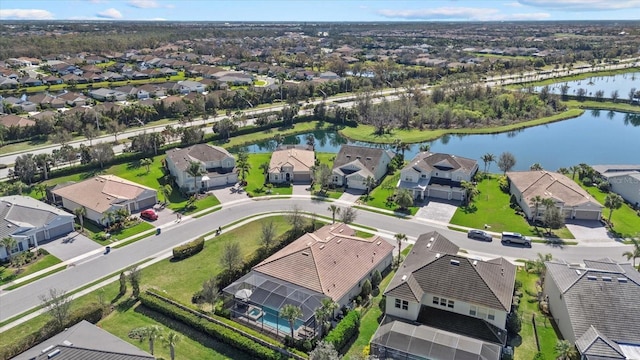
339;108;586;144
514;67;640;87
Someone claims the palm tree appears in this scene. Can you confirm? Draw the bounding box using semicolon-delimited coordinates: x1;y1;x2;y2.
305;134;315;149
145;325;162;355
481;153;495;174
622;238;640;268
460;180;478;205
161;184;172;205
327;204;341;224
541;198;557;234
555;339;577;360
419;143;431;152
315;298;339;335
530;163;543;171
280;304;303;338
140;158;153;174
393;139;410;160
1;237;17;262
529;195;544;222
604;193;624;223
74;207;86;233
259;162;270;181
186;160;204;193
568;165;579;180
363;176;376;201
33;183;47;200
394;233;407;267
164;332;181;360
101;210;116;228
394;188;414;210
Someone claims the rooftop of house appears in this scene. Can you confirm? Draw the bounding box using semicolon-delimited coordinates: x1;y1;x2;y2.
0;195;74;239
0;114;35;128
166;144;234;172
269;147;315;173
545;258;640;345
404;152;478;175
385;231;516;312
592;164;640;179
253;223;394;302
332;145;393;175
507;170;602;208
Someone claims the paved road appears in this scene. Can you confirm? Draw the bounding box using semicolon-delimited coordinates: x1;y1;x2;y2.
0;197;630;323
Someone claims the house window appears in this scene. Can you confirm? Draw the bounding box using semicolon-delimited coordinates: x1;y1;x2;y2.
405;177;410;181
333;176;338;182
395;299;401;309
469;305;477;316
488;309;496;321
421;174;427;178
440;298;447;306
447;300;454;308
402;300;409;310
433;297;439;305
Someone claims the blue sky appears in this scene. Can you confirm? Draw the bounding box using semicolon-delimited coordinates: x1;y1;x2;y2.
1;0;639;21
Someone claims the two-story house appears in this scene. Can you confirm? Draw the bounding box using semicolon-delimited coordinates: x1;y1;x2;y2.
165;144;237;193
331;145;394;190
397;152;478;201
371;231;515;360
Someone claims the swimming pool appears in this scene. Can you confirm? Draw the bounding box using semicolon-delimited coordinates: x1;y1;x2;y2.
259;311;302;334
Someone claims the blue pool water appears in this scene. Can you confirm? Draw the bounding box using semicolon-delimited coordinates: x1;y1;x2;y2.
258;310;303;334
248;308;261;317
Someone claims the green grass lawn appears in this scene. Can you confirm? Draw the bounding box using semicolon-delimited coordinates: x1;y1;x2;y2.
578;183;640;238
0;254;61;286
215;121;333;149
0;137;50;156
450;177;574;238
563;100;640;114
514;269;560;360
242;153;293;197
364;171;419;216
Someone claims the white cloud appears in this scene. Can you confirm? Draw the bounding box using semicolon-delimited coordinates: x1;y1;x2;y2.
377;7;500;20
128;0;160;8
0;8;54;20
87;0;108;3
504;2;524;7
96;8;123;19
518;0;640;10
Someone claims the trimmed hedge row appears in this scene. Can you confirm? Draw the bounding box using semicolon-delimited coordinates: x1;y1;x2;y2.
324;309;360;353
138;292;285;360
172;237;204;260
1;303;105;360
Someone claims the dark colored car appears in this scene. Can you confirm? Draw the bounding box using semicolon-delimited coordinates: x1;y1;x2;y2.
467;229;493;242
140;209;158;221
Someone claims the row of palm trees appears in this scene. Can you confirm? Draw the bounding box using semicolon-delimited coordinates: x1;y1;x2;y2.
131;325;181;360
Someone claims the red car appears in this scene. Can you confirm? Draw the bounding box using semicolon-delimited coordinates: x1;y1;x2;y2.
140;209;158;221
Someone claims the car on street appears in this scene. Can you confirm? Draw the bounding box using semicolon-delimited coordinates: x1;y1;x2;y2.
501;232;532;247
140;209;158;221
467;229;493;242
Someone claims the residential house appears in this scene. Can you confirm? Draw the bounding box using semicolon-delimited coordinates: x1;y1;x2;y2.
58;92;89;107
3;96;37;112
268;146;315;184
507;170;603;221
0;196;75;260
89;88;128;102
42;75;63;85
13;320;155;360
20;77;43;87
212;71;254;85
318;71;340;80
398;152;479;201
592;165;640;208
138;84;166;98
223;223;394;339
165;144;237;193
0;114;36;128
51;175;157;226
0;76;19;89
331;145;394;190
61;73;86;84
177;80;205;94
544;258;640;359
370;231;515;360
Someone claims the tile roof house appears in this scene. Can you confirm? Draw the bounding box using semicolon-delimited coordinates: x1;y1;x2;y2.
223;223;394;339
13;320;154;360
268;146;315;184
331;145;394;190
51;175;157;226
0;114;36;128
398;152;479;202
544;258;640;359
507;171;603;221
89;88;128;102
592;164;640;208
165;144;237;193
0;196;75;260
371;231;515;360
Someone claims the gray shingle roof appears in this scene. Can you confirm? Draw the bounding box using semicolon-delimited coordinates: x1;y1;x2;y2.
165;144;233;172
545;259;640;345
0;196;74;239
575;326;625;359
385;231;515;311
404;152;478;175
332;145;393;175
32;346;155;360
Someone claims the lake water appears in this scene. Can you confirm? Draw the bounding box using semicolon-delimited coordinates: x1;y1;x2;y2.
239;110;640;171
534;71;640;99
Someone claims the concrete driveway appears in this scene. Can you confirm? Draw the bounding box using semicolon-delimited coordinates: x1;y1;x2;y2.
415;200;460;224
210;185;248;204
292;184;311;196
40;232;101;262
565;220;613;241
339;189;364;204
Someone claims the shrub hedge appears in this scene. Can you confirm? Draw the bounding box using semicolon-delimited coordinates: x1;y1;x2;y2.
138;292;286;360
324;309;360;353
172;237;204;260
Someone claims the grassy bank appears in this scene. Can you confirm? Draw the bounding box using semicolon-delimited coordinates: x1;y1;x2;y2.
339;109;584;144
563;100;640;114
517;67;640;87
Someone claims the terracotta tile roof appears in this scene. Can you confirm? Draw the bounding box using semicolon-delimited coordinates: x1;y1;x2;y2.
268;148;315;173
507;170;602;208
0;114;35;128
52;175;155;214
253;223;394;302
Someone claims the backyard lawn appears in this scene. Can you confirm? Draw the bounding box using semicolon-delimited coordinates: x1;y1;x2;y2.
578;183;640;238
0;254;61;286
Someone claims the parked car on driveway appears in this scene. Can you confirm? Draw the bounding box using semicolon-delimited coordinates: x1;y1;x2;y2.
501;232;532;247
140;209;158;221
467;229;493;242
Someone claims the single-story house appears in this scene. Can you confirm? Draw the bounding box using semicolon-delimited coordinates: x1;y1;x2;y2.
507;170;603;221
0;196;75;260
0;114;36;128
51;175;157;226
370;231;515;360
544;258;640;359
89;88;128;102
592;164;640;208
268;146;315;184
223;223;394;339
13;320;155;360
398;152;478;201
177;80;205;93
331;145;394;190
165;144;237;193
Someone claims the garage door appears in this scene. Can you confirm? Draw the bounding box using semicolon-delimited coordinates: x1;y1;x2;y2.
48;222;73;239
208;176;228;187
293;172;311;183
36;230;46;242
136;196;156;210
428;188;450;200
573;210;600;221
451;191;464;201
